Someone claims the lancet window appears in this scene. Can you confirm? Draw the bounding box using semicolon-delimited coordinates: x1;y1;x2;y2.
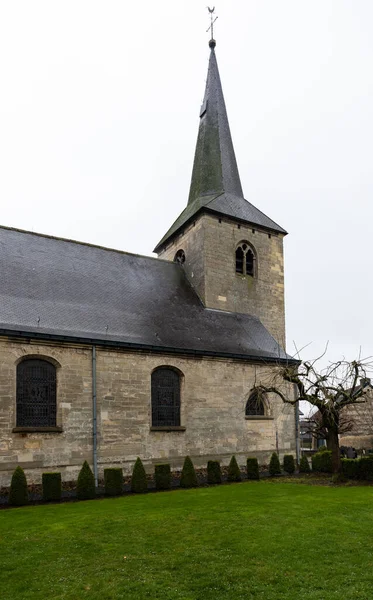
235;242;255;276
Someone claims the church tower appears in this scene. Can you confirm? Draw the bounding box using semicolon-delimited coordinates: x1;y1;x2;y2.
154;39;287;348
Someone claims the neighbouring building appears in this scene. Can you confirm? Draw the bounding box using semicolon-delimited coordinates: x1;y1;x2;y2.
0;37;297;486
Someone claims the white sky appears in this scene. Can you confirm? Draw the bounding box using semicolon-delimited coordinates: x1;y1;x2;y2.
1;1;372;376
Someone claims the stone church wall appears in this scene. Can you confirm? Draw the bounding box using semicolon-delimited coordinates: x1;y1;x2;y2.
0;338;296;486
159;214;286;348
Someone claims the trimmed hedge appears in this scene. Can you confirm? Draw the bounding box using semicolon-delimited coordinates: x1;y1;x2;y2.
227;455;241;482
269;453;281;476
77;461;96;500
341;459;359;479
311;450;333;473
131;457;147;493
359;456;373;480
207;460;222;484
342;456;373;480
104;468;123;496
283;455;295;475
299;455;311;474
180;456;198;488
42;472;62;502
9;466;28;506
246;457;260;480
155;464;171;490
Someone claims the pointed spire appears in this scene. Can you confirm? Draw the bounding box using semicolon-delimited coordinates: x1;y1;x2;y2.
188;42;243;205
154;40;286;254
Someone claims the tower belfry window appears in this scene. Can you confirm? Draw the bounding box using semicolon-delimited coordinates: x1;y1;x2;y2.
235;243;255;277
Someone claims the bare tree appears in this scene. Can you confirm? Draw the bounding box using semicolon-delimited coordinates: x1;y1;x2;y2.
253;355;372;473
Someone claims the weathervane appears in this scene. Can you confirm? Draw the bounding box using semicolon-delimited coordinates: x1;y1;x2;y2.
206;6;218;43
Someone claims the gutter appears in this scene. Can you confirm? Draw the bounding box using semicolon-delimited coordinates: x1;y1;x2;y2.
0;328;299;366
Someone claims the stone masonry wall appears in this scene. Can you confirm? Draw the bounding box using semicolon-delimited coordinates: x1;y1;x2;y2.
159;214;286;347
0;338;296;486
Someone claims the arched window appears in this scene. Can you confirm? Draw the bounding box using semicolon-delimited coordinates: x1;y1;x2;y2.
17;359;57;427
235;242;255;276
245;390;265;416
174;249;186;264
151;367;181;427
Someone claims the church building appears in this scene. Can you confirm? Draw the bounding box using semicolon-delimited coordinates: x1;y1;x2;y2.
0;38;297;486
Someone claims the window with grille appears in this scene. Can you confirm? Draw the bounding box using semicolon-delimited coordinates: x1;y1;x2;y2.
245;390;265;416
235;242;255;276
151;368;181;427
16;359;57;427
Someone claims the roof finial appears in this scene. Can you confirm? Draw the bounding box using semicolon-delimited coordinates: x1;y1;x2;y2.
206;6;218;48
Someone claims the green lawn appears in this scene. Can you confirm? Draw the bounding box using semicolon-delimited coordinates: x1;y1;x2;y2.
1;482;373;599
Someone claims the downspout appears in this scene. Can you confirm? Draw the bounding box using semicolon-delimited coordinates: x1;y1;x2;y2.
92;345;98;487
294;383;300;465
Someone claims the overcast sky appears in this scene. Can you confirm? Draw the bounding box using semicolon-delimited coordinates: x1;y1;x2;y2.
1;1;372;380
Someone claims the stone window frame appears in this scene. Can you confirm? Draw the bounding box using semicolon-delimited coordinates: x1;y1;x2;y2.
174;249;186;265
235;240;257;277
13;355;63;433
150;365;186;432
245;389;273;421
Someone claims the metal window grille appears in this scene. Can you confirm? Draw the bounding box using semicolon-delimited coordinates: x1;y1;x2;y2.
245;392;265;416
151;368;180;427
17;359;57;427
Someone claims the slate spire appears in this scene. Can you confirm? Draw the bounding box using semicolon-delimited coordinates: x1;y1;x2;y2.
154;40;286;253
188;40;244;204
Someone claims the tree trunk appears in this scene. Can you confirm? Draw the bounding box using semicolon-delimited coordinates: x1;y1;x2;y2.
327;429;341;473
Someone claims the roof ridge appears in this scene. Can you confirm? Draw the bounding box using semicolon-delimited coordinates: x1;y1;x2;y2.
0;224;173;264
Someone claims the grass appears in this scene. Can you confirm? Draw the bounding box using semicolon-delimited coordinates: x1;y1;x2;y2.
1;482;373;599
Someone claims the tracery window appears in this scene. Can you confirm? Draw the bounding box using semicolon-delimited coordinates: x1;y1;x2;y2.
16;359;57;427
235;242;255;276
151;367;181;427
245;390;266;416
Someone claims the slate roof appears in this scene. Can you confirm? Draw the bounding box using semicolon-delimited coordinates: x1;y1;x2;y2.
0;226;293;362
154;42;286;253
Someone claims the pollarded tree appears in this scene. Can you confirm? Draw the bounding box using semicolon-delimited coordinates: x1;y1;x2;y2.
253;356;371;474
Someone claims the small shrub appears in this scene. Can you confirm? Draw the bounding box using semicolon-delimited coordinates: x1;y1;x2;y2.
311;450;332;473
246;457;260;480
227;455;241;482
180;456;198;488
9;466;28;506
283;455;295;475
318;445;329;453
131;457;147;493
104;468;123;496
42;472;62;502
77;461;96;500
269;453;281;476
155;464;171;490
207;460;222;484
299;455;311;474
358;456;373;480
